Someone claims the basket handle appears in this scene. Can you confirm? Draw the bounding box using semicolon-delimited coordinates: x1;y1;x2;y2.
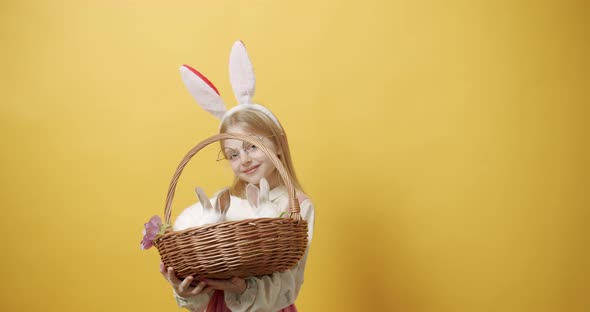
163;133;301;225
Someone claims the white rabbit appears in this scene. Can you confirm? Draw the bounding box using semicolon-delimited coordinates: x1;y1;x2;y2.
225;195;257;221
245;178;278;218
173;187;231;231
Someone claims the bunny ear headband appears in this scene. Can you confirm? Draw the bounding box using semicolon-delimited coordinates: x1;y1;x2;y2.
179;41;281;129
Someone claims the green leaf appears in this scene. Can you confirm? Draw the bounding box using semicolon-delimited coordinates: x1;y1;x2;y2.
158;223;171;235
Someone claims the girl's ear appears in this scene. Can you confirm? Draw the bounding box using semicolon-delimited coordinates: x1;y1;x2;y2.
273;144;282;155
246;183;259;208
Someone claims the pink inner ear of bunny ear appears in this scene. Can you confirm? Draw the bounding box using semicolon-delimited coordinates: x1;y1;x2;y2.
180;65;227;119
259;179;269;203
215;189;231;212
195;187;213;209
246;184;259;208
229;41;256;104
183;64;220;94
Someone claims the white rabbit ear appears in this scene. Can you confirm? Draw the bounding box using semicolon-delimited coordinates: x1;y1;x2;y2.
246;183;259;208
195;187;213;210
180;65;228;119
259;178;269;206
215;188;231;214
229;41;255;105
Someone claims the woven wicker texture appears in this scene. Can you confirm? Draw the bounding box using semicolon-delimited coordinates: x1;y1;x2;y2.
154;133;308;280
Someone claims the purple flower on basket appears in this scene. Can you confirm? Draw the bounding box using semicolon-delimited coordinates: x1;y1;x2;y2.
141;215;162;250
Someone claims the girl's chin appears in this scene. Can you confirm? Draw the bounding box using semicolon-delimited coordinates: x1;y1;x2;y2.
240;174;261;184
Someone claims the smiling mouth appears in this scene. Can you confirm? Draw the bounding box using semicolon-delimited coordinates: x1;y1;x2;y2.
243;165;260;174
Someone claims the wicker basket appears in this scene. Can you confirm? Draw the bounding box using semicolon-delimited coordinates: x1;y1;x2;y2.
153;133;308;280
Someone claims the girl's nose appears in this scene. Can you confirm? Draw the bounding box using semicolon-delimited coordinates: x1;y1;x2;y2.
239;150;251;164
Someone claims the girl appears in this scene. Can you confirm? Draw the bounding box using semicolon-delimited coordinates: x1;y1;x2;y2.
159;42;315;312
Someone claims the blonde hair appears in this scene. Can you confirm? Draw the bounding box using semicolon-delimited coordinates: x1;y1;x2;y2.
219;107;303;197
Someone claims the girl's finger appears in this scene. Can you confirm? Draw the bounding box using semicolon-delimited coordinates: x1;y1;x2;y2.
190;281;206;295
167;267;182;285
178;276;194;293
203;279;226;289
159;262;167;278
207;279;239;292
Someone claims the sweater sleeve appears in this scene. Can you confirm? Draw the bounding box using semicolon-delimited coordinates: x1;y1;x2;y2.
173;290;211;312
224;198;315;312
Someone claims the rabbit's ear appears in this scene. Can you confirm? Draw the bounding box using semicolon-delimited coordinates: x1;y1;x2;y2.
195;187;213;210
215;188;231;214
259;178;270;205
229;41;255;105
246;183;259;208
180;65;227;119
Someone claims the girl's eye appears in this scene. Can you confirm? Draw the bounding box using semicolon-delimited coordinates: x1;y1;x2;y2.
229;153;239;160
246;144;257;152
227;150;239;160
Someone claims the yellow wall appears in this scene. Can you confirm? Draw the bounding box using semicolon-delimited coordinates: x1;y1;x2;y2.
1;0;588;311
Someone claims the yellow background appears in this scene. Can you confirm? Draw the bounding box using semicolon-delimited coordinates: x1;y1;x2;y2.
1;0;588;311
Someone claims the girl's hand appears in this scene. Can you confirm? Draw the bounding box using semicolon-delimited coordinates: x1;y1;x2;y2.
159;262;213;298
204;277;248;295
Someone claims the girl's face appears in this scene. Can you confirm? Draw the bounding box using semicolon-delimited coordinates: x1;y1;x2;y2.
222;123;281;188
